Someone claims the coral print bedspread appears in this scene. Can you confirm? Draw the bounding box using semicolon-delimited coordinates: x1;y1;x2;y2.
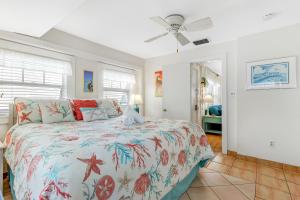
4;118;214;200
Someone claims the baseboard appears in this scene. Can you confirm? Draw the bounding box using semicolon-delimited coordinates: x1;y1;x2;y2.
227;150;300;170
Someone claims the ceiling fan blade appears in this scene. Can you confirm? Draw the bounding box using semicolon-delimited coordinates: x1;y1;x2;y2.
144;32;168;43
174;32;190;46
150;16;171;29
184;17;213;32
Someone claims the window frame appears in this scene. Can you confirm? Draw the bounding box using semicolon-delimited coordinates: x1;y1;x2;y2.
102;67;136;106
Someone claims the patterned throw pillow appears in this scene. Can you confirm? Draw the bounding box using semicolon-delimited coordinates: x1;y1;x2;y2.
80;107;109;122
15;98;42;125
96;99;123;118
39;100;75;124
72;99;97;120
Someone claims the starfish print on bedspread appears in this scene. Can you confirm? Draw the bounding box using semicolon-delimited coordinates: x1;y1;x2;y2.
77;153;104;182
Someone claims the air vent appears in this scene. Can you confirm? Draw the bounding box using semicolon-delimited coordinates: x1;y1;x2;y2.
193;38;209;46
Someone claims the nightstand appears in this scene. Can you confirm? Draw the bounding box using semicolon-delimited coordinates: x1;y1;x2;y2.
202;116;222;134
0;141;5;193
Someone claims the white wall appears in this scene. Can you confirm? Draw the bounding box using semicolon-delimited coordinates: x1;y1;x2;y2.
144;23;300;166
145;41;238;151
237;24;300;166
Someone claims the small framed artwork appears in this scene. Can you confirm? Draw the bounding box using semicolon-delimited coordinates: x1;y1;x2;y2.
83;70;94;93
155;70;163;97
246;57;297;90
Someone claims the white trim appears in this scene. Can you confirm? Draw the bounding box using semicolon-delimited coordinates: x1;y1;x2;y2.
190;54;228;154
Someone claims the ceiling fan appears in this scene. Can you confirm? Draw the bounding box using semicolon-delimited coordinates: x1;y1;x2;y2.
145;14;213;46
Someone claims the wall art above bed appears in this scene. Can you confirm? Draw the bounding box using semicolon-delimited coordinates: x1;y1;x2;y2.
246;56;297;90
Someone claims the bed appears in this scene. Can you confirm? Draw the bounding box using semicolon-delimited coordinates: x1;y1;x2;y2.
4;104;214;200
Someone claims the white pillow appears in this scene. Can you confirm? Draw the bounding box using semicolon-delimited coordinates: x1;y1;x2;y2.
80;108;109;122
39;100;75;124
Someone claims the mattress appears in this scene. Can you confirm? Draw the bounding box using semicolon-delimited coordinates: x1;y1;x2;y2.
4;117;214;199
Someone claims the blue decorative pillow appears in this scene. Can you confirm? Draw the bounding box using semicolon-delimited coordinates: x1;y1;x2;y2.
209;105;222;116
80;107;109;122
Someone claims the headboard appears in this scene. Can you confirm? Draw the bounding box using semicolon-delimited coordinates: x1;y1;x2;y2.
8;103;17;128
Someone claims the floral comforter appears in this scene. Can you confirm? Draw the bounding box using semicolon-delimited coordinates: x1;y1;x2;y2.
4;118;214;200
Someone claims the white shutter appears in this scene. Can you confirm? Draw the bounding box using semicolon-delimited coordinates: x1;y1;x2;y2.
103;69;136;106
0;49;71;114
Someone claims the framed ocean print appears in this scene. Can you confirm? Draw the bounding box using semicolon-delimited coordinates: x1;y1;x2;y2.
246;57;297;90
83;70;94;93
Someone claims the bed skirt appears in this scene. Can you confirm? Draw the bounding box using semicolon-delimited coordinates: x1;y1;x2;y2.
9;159;208;200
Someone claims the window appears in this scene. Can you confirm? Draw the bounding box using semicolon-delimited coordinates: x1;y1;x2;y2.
0;49;72;114
103;69;136;106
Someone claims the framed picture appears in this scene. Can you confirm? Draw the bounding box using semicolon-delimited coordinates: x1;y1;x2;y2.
155;70;163;97
83;70;94;93
246;57;297;90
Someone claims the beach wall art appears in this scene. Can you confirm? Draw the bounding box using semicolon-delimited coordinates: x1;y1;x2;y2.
84;70;94;93
155;70;163;97
246;57;297;89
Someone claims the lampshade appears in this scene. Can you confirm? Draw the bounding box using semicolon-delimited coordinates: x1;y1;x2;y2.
203;94;213;103
133;94;143;105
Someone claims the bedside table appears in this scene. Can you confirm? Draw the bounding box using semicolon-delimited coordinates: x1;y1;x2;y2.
0;141;5;193
202;116;222;134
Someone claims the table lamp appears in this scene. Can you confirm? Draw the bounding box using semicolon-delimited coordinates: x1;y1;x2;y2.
133;94;143;113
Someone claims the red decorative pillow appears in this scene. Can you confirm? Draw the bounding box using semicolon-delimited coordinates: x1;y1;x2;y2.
72;99;97;120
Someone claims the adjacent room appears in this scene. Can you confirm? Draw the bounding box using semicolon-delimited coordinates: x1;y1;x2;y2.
0;0;300;200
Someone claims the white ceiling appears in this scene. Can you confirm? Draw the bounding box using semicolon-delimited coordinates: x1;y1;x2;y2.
0;0;86;37
1;0;300;58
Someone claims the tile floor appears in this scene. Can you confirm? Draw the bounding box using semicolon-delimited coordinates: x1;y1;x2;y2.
180;153;300;200
3;134;300;200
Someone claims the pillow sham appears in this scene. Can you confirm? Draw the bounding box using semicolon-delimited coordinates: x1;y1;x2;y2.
15;98;42;125
97;99;123;118
72;99;97;120
80;107;109;122
39;100;75;124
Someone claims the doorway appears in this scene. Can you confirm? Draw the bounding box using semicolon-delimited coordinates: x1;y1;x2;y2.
191;60;224;153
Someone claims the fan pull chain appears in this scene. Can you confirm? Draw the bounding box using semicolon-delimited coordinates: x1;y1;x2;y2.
176;33;179;53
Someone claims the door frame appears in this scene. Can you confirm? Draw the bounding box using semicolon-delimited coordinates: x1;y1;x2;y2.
190;54;228;154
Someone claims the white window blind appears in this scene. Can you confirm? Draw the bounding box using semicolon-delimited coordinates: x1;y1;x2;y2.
103;69;136;106
0;49;72;114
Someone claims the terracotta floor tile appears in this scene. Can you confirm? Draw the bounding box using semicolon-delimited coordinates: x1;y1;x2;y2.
257;159;283;169
284;165;300;174
187;187;219;200
233;159;257;172
191;175;208;187
213;154;235;166
257;165;285;180
256;184;291;200
207;161;230;173
199;172;231;186
288;182;300;197
222;173;254;185
211;185;249;200
199;168;218;174
256;174;289;192
228;167;256;182
180;192;191;200
235;184;256;200
237;155;257;162
285;172;300;185
292;195;300;200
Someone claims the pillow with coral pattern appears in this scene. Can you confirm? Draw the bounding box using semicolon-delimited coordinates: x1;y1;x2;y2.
39;100;75;124
15;98;42;125
96;99;123;118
